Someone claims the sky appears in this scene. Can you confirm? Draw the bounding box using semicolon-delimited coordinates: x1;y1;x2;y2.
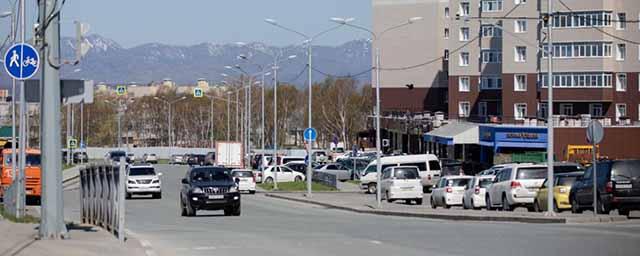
0;0;372;48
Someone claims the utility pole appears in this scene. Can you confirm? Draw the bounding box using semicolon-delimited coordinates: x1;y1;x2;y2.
306;43;313;198
545;0;556;217
39;0;68;238
16;0;26;219
273;58;279;190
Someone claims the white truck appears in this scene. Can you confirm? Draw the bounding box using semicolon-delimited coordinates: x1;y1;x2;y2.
215;141;244;168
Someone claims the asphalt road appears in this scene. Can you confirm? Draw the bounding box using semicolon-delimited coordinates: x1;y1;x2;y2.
65;164;640;256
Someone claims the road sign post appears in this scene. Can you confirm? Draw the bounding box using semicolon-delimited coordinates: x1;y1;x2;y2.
587;120;604;216
303;128;317;197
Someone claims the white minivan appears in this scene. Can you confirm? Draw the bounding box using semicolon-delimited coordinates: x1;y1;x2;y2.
360;154;441;194
380;166;423;205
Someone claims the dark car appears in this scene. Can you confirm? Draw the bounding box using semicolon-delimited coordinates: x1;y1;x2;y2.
204;152;216;166
73;152;89;164
179;167;241;216
186;154;206;166
570;160;640;216
284;162;307;174
106;150;127;163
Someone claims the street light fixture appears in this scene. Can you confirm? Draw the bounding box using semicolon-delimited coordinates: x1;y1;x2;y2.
0;11;12;18
332;16;423;208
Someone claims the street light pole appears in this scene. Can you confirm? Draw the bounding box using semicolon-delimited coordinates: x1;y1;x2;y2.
273;57;279;190
545;0;556;217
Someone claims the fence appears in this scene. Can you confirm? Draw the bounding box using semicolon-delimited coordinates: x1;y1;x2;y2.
79;158;126;242
312;171;338;189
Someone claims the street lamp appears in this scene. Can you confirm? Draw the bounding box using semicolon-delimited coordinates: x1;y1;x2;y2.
104;99;134;149
265;18;348;197
153;96;187;155
332;16;423;208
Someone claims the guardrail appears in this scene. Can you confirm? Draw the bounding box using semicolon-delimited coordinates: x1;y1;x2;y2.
79;158;126;242
312;171;337;189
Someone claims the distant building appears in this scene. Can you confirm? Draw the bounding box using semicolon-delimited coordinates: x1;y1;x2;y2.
162;79;176;87
196;79;210;89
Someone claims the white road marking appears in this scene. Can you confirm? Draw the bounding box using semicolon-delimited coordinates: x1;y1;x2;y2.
370;240;382;245
140;239;152;248
193;246;217;251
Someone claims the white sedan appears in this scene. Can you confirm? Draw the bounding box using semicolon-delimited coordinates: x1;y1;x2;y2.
462;175;495;210
430;176;473;209
231;169;257;194
261;165;305;183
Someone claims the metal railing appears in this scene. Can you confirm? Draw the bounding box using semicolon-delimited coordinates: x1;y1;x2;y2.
79;157;126;242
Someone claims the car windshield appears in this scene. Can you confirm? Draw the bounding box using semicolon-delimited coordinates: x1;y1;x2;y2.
554;165;583;174
4;154;41;166
191;168;231;182
447;178;470;187
232;171;253;177
111;151;126;158
517;167;547;180
428;160;441;171
612;161;640;180
393;168;419;179
129;168;155;176
478;178;493;188
556;176;578;186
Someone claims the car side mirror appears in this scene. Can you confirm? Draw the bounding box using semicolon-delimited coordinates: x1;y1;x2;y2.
181;178;188;184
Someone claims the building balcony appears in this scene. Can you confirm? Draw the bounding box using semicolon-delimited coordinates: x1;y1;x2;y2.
454;115;640;128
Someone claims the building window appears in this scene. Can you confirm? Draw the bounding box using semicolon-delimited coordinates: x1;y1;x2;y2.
481;0;503;12
616;104;627;122
514;74;527;91
515;46;527;62
459;102;471;118
589;103;603;117
481;49;502;63
617;44;626;61
459;27;469;41
543;42;612;59
617;73;627;91
444;49;450;60
445;7;450;18
617;13;626;30
544;11;612;28
459;77;470;92
538;103;548;119
459;2;470;17
560;103;574;116
459;52;469;66
480;76;502;90
481;24;502;37
541;73;613;88
514;103;527;120
515;20;527;33
478;102;488;117
444;28;450;39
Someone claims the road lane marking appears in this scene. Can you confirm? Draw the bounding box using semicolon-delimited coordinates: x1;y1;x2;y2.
370;240;382;245
193;246;217;251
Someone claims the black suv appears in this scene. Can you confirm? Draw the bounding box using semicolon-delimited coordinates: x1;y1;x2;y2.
179;167;241;216
186;154;206;166
570;160;640;216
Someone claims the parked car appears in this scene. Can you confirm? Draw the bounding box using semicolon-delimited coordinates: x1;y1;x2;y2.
486;164;547;211
126;153;135;163
105;150;127;163
430;175;473;209
337;158;370;179
142;153;158;164
231;169;256;194
126;164;162;199
570;160;640;216
187;154;206;166
261;165;305;183
278;156;305;165
462;175;495;209
204;152;216;166
284;161;308;174
380;166;423;205
315;163;352;181
360;154;442;194
534;172;583;212
179;166;241;216
73;152;89;164
476;164;510;176
169;154;185;165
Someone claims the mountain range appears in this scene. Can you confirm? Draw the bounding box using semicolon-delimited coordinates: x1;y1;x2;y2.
0;34;372;88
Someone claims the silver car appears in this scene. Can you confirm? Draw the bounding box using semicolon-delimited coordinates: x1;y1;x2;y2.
315;163;352;181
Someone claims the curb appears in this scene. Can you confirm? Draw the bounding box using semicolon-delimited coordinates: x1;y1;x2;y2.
265;193;628;224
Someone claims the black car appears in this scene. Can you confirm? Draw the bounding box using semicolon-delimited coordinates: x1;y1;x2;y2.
186;154;206;166
570;160;640;216
73;152;89;164
179;167;241;216
107;150;127;163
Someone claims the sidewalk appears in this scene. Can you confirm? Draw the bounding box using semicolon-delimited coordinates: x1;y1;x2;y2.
265;192;630;224
0;219;146;256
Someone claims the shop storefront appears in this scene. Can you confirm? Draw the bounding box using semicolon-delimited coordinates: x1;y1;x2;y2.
479;125;548;164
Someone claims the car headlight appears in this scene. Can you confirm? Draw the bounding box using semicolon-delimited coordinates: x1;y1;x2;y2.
128;180;136;184
152;179;160;184
228;185;238;193
191;187;203;194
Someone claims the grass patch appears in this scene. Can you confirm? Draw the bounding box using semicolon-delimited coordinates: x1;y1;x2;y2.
346;180;361;185
258;181;337;192
156;159;170;164
0;205;40;223
63;163;75;170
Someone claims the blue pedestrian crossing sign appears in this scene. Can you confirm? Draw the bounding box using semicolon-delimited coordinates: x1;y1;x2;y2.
303;127;317;141
4;43;39;80
194;87;204;98
116;85;127;96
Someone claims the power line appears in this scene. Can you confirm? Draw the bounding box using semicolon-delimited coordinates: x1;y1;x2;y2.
281;65;308;85
310;66;374;79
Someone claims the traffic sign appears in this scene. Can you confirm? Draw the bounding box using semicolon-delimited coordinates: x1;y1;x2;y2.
194;87;204;98
303;127;317;141
4;43;40;80
586;120;604;144
68;138;78;149
80;141;86;149
116;85;127;96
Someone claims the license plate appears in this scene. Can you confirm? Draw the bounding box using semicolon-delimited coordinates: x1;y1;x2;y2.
617;184;632;189
208;195;224;199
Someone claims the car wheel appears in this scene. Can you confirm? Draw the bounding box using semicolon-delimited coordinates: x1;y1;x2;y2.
619;208;630;217
553;200;560;213
185;201;196;217
386;191;393;203
597;197;610;215
180;198;187;216
463;198;469;210
502;195;512;211
571;197;582;214
367;183;377;194
485;195;493;210
294;176;303;182
533;199;541;212
443;198;451;209
416;198;423;205
430;196;437;209
265;177;274;184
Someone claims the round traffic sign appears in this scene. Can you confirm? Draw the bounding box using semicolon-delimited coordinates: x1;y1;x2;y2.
586;120;604;144
4;43;40;80
303;127;317;141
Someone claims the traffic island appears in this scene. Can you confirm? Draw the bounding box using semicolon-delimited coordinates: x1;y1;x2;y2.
264;193;629;224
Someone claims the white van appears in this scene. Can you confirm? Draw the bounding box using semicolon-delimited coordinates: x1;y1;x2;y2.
359;154;441;194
